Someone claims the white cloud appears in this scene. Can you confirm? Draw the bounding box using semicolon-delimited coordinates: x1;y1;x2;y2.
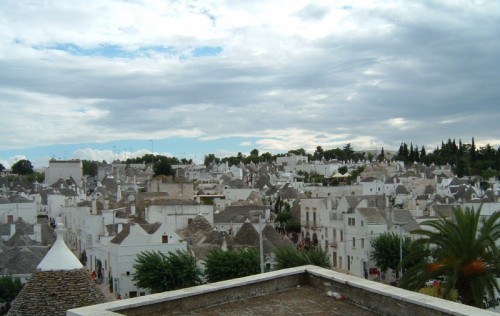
386;118;420;131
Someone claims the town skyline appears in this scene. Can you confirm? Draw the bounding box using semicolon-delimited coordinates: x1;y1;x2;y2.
0;135;498;170
1;1;499;169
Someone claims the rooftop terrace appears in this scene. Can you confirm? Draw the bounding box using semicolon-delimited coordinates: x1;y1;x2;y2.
68;265;495;316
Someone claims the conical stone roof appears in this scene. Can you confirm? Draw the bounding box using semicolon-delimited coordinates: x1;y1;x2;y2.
37;223;83;271
7;223;106;315
234;221;259;247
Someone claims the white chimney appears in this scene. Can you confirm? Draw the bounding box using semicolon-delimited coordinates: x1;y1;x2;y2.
116;181;122;201
33;223;42;242
221;236;227;252
91;200;97;215
10;223;16;238
130;205;136;216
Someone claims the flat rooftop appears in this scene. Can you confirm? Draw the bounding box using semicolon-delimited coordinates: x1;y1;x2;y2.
68;266;495;316
186;285;376;316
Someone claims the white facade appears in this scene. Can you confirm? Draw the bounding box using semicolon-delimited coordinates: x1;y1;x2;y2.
276;155;308;167
0;200;37;225
222;188;257;204
311;185;363;198
108;223;186;298
299;196;398;280
145;204;214;231
45;160;83;186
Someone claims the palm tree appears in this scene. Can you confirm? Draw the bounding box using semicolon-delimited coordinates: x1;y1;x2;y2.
400;205;500;308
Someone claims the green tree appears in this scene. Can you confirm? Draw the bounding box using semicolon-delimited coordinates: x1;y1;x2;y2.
276;211;291;224
82;160;100;176
260;152;273;162
132;250;202;293
313;146;324;161
337;166;348;175
26;172;45;183
288;148;307;156
348;165;365;184
367;152;374;162
377;147;385;162
0;163;5;173
370;232;421;279
274;246;330;270
203;154;220;168
342;143;354;161
400;206;500;308
0;275;23;304
11;159;33;175
204;248;260;283
153;157;174;177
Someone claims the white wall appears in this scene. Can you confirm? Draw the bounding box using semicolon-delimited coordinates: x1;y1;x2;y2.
146;204;213;231
46;160;83;186
0;201;37;224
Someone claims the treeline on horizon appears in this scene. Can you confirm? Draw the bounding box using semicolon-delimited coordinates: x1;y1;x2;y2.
78;137;500;180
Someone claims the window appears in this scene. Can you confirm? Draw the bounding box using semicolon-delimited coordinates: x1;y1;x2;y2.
340;230;344;242
333;229;337;242
126;271;130;276
361;238;365;248
352;237;356;248
162;235;168;243
306;212;309;222
361;220;364;227
313;212;316;223
348;218;355;226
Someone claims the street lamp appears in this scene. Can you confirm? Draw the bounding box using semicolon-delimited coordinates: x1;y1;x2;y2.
259;214;264;273
393;221;407;278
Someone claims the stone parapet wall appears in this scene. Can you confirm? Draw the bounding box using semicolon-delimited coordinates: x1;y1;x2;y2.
68;266;496;316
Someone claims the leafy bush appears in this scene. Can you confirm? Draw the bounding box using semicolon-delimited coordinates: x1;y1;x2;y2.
274;246;330;270
0;275;23;304
132;249;202;293
204;248;260;283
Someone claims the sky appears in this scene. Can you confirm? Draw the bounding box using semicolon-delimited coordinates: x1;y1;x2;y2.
1;0;499;169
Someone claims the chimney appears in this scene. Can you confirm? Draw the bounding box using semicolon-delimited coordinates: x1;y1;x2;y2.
33;223;42;242
10;223;16;238
92;200;97;215
221;236;228;252
116;181;122;201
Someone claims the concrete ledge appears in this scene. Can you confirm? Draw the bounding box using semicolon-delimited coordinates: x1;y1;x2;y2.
68;266;496;316
304;265;494;316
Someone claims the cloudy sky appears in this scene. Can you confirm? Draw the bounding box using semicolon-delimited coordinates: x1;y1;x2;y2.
1;0;499;169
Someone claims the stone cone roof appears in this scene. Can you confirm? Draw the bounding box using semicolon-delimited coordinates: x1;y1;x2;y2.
185;214;213;235
7;269;106;316
37;223;82;271
234;222;259;247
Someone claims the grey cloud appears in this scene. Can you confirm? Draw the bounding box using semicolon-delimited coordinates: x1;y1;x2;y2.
0;0;499;155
